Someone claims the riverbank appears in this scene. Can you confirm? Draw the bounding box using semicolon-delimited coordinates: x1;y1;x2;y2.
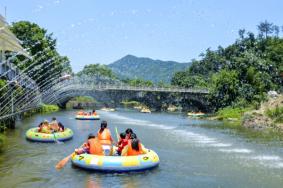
210;94;283;133
243;94;283;132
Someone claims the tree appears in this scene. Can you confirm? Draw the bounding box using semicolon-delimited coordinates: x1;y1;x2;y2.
10;21;71;88
209;70;239;109
238;29;246;39
172;21;283;110
76;64;116;79
171;70;207;88
273;25;280;37
124;78;153;87
257;20;274;38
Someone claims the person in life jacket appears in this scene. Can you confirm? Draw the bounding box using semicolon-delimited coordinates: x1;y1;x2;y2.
92;109;97;116
121;133;147;156
125;128;133;140
38;120;52;134
77;110;83;115
97;121;113;145
116;132;128;156
97;121;113;155
49;117;60;132
58;122;64;132
75;133;104;155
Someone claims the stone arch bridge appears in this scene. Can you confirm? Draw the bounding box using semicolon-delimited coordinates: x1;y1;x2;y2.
42;76;210;112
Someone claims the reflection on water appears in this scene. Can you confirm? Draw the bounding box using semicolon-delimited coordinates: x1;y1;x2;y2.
0;109;283;188
86;176;101;188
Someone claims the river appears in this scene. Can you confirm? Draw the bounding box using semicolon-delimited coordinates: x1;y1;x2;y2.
0;109;283;188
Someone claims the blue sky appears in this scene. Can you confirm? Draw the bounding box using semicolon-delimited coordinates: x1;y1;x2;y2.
0;0;282;72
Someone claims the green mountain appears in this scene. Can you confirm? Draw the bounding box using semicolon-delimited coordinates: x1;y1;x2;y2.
108;55;191;83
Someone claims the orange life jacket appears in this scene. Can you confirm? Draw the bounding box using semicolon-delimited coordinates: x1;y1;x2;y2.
88;138;104;155
127;140;144;156
97;128;112;145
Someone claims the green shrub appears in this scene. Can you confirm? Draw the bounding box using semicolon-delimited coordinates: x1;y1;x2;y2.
265;105;283;119
217;107;251;120
266;105;283;123
39;104;59;113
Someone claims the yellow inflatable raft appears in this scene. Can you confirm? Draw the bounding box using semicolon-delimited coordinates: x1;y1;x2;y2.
71;149;159;172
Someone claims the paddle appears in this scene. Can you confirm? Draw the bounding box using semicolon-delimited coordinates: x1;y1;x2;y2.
55;144;84;170
53;132;62;144
115;126;119;143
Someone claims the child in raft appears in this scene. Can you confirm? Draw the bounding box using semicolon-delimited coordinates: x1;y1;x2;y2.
58;122;64;132
92;109;97;116
50;117;65;132
77;110;84;115
49;117;60;132
125;128;133;140
38;120;52;134
121;133;147;156
116;132;128;156
75;133;104;155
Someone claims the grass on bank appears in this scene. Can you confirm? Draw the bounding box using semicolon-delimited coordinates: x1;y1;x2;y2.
265;105;283;123
216;106;252;121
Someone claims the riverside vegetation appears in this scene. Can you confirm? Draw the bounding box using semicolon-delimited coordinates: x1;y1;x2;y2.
171;21;283;132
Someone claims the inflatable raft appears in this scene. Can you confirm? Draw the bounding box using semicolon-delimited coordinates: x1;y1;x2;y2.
75;115;100;120
140;108;151;113
101;108;116;112
26;128;73;142
187;112;207;118
71;149;159;172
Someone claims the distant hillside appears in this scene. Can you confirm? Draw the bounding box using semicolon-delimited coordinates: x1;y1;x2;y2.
108;55;191;83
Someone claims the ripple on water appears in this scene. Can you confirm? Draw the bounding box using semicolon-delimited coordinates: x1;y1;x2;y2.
218;148;253;153
251;155;281;161
207;143;232;147
103;112;176;130
239;155;283;169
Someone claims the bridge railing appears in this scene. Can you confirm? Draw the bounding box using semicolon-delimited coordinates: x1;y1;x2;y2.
39;77;209;106
48;81;209;94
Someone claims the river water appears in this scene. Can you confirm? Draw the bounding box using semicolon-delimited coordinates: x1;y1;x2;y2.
0;109;283;188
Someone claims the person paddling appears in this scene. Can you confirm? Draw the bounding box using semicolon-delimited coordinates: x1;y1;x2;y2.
97;121;113;155
56;134;104;170
75;133;104;155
